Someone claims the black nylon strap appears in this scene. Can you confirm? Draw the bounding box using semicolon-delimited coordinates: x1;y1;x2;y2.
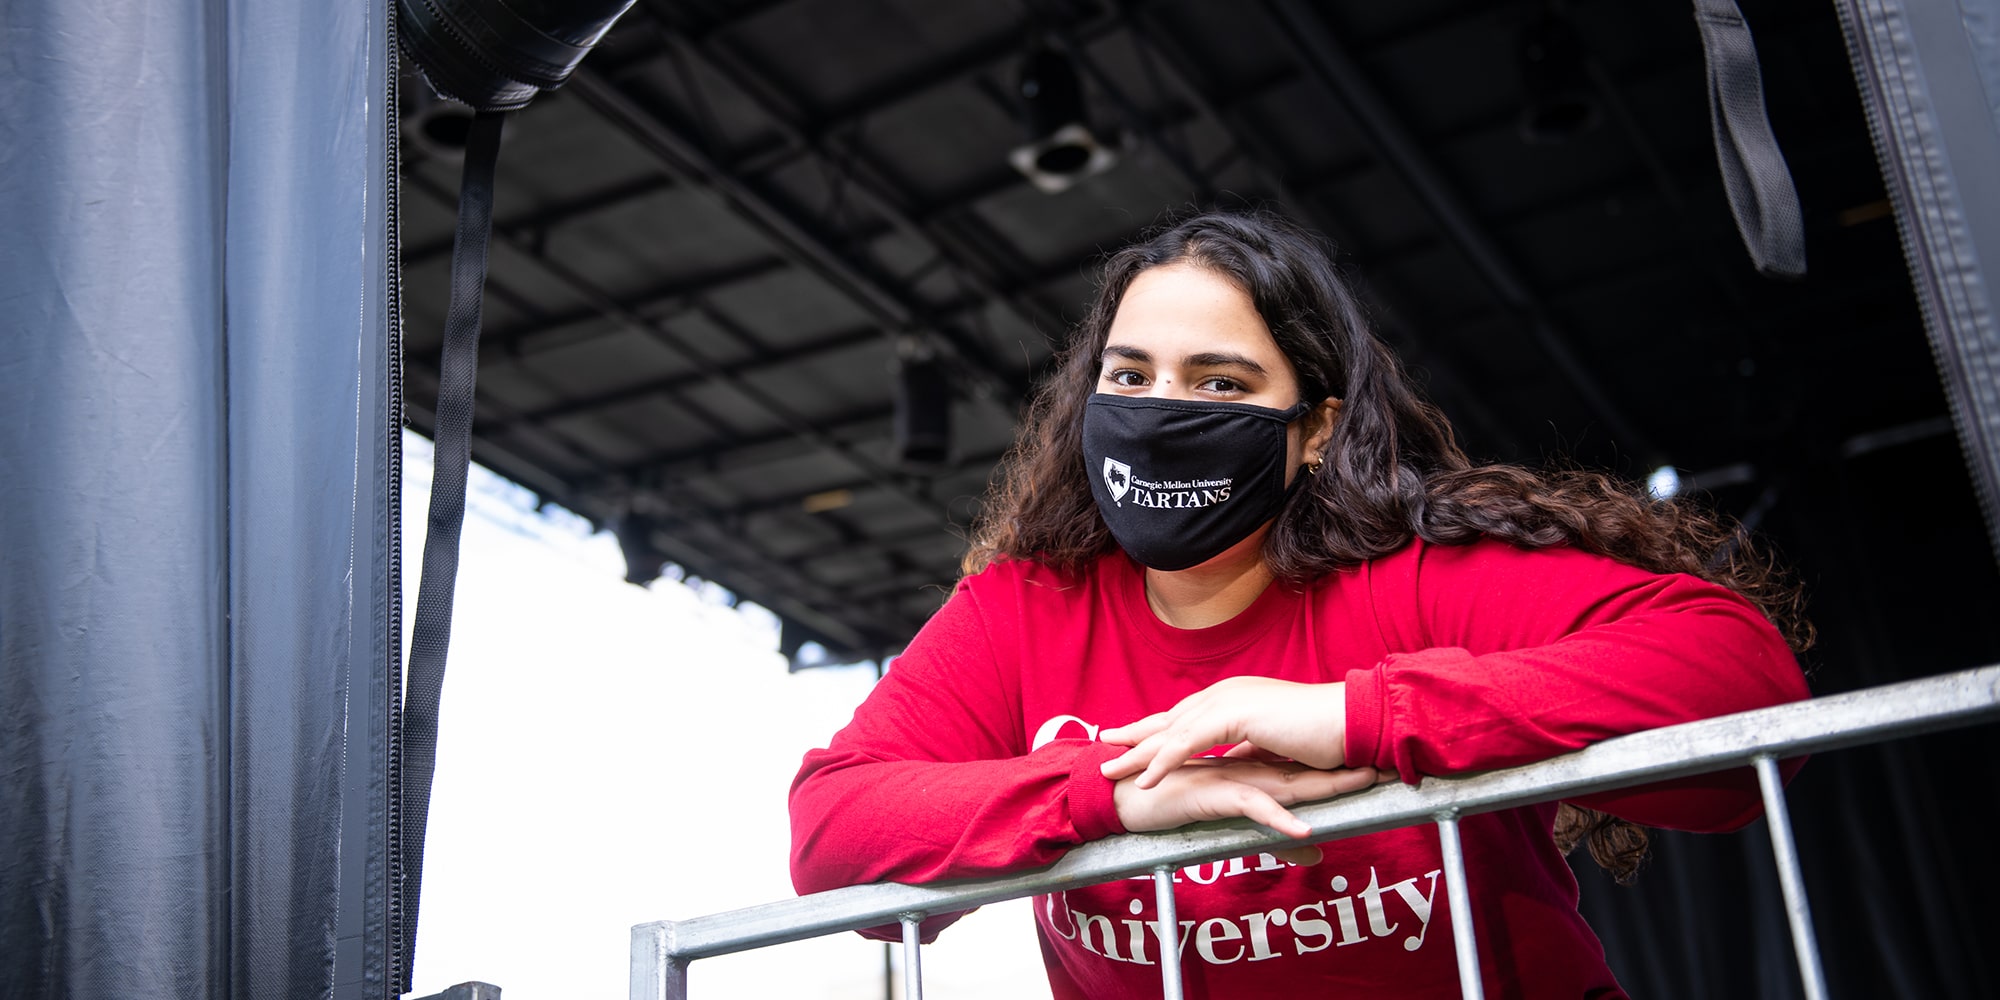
398;108;506;993
1693;0;1807;279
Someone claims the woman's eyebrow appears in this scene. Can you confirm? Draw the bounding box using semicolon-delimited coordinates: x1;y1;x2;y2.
1183;351;1269;376
1099;345;1269;377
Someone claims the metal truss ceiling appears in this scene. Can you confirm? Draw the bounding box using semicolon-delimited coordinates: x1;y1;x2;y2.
397;0;1937;663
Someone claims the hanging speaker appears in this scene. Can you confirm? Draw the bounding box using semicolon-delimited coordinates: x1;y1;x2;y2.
894;353;953;470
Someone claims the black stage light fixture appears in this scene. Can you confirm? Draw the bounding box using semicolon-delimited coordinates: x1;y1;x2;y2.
780;621;806;665
893;339;953;470
1517;8;1602;144
613;512;669;586
1007;46;1119;193
397;0;638;112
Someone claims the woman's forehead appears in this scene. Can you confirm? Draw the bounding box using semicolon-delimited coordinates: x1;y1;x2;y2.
1106;265;1284;361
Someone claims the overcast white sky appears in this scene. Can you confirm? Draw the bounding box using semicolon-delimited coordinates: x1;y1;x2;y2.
399;432;1050;1000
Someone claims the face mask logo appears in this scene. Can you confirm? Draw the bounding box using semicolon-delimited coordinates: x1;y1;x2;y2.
1102;457;1132;505
1083;395;1313;571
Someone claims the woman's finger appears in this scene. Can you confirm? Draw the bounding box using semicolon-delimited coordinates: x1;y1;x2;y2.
1099;711;1169;747
1101;730;1187;786
1099;744;1152;780
1136;725;1233;789
1104;731;1266;782
1222;782;1311;838
1221;740;1287;761
1213;767;1367;838
1260;764;1377;805
1105;677;1349;787
1114;761;1380;835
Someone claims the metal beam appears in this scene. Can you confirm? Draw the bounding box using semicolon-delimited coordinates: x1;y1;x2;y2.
652;451;1006;535
405;168;961;531
644;518;925;652
1262;0;1657;458
402;173;674;266
778;525;973;569
483;325;886;433
633;12;1076;360
404;335;926;658
408;257;792;367
581;405;896;491
733;10;1125;152
408;356;926;656
403;361;890;655
403;344;739;499
1105;2;1524;458
398;170;960;632
641;494;943;627
402;164;961;654
543;7;1824;282
564;67;1031;407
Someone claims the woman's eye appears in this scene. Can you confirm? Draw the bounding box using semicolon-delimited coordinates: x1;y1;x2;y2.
1197;376;1243;393
1105;369;1147;387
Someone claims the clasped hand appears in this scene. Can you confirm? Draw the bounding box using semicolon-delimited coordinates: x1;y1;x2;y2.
1100;678;1376;858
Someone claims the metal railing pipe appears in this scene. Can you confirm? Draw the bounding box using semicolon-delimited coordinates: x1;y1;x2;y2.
1151;866;1184;1000
1755;754;1831;1000
1435;811;1485;1000
899;915;925;1000
631;664;1999;993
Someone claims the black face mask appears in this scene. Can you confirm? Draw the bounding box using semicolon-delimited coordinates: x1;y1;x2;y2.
1082;394;1313;571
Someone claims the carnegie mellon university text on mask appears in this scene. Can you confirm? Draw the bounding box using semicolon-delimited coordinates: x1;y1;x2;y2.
1122;476;1232;509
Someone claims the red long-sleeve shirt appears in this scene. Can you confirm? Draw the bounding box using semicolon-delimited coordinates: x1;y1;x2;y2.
790;538;1808;998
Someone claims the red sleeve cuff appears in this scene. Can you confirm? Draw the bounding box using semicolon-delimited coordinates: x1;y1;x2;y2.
1068;740;1129;841
1344;662;1389;774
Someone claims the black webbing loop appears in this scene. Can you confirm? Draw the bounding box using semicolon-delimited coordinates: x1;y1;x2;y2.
398;108;506;993
1693;0;1807;279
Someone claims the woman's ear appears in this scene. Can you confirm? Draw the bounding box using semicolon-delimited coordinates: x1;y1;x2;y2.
1305;398;1341;460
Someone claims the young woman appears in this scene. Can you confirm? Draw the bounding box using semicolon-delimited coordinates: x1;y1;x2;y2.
789;210;1810;998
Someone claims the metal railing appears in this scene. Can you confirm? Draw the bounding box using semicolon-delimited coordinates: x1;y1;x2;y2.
631;665;2000;1000
414;983;502;1000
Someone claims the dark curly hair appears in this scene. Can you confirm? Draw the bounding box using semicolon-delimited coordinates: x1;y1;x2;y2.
965;209;1811;883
